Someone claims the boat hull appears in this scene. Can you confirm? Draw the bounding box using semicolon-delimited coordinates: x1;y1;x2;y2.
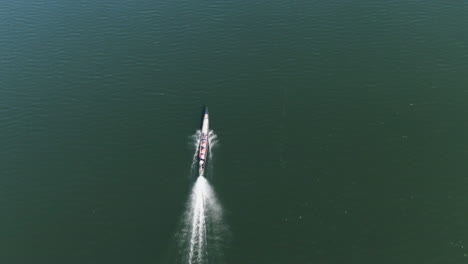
198;108;209;176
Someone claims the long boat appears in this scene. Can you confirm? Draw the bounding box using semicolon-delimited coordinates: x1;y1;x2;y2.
198;107;209;176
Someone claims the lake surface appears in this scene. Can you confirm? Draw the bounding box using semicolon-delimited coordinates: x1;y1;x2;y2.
1;0;467;263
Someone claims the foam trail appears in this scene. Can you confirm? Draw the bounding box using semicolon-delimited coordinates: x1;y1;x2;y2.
207;130;218;161
179;175;225;264
188;176;207;263
190;130;202;173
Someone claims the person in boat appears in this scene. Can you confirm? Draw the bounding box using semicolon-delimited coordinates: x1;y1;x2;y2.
199;148;206;159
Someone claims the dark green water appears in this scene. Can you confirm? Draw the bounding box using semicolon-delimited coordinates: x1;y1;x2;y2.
1;0;468;263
